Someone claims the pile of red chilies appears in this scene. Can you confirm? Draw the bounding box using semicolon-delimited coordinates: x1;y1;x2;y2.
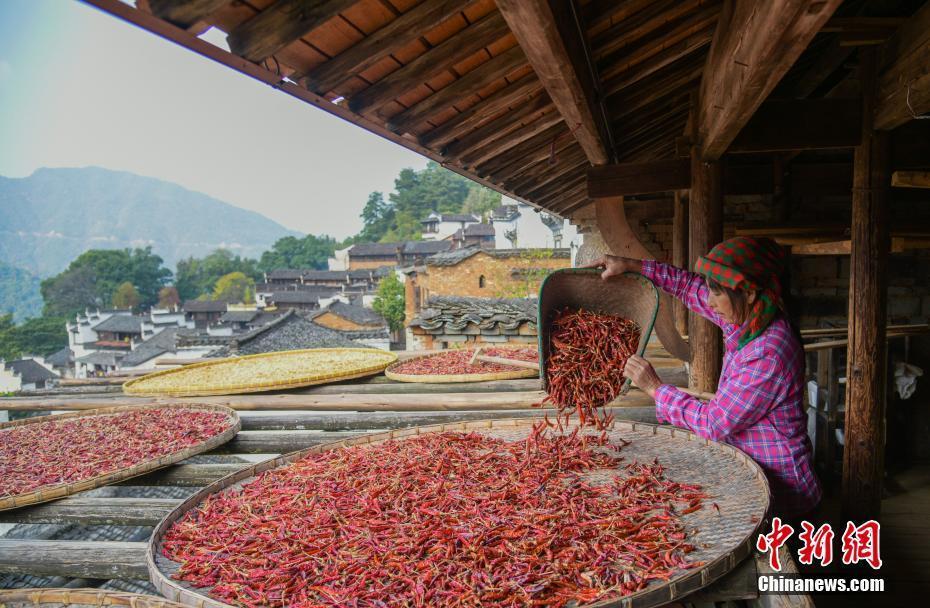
164;430;706;608
0;408;231;497
390;347;538;376
542;309;641;430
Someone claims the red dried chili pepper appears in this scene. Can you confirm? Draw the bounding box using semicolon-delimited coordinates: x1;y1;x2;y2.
391;347;537;376
0;408;231;497
163;431;707;608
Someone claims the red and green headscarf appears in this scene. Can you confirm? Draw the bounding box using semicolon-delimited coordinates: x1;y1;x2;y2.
694;236;787;349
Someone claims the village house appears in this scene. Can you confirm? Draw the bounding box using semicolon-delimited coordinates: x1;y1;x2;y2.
329;240;453;270
405;246;570;306
450;222;496;249
311;301;391;350
0;357;59;392
490;200;580;250
182;300;228;328
406;296;537;351
420;212;480;241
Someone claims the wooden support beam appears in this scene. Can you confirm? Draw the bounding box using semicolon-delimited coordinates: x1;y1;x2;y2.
301;0;468;95
496;0;611;165
348;12;511;115
227;0;356;63
729;99;861;153
891;170;930;188
418;73;543;149
587;158;690;198
672;190;689;336
147;0;229;29
0;497;179;526
387;45;526;134
0;541;148;580
875;1;930;130
697;0;842;160
688;146;723;392
843;49;890;522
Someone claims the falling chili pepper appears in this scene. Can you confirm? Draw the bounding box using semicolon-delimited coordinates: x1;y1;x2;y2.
542;309;641;431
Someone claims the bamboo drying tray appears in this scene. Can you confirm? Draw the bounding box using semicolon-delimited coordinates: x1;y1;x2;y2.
0;589;187;608
0;403;239;511
538;269;659;394
149;418;770;608
384;344;539;383
123;348;397;397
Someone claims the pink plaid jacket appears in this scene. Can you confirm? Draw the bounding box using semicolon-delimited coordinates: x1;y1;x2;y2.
641;260;822;516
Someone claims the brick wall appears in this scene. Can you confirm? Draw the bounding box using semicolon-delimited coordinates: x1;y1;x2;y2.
420;251;570;299
348;258;396;270
313;311;378;331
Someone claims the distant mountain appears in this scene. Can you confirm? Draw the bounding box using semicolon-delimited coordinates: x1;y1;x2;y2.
0;167;301;278
0;261;42;322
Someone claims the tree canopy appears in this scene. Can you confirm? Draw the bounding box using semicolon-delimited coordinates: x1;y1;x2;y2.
175;249;261;302
40;247;171;317
0;313;68;360
213;271;255;304
259;234;338;272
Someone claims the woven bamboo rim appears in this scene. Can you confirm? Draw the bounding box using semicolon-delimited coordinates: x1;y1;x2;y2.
0;589;188;608
123;348;397;397
149;418;769;608
384;345;539;383
0;403;240;511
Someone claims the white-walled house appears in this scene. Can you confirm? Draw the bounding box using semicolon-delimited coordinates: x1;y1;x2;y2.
490;198;580;250
420;212;480;241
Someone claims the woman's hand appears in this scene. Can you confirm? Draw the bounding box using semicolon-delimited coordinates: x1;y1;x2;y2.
582;255;641;280
624;355;662;399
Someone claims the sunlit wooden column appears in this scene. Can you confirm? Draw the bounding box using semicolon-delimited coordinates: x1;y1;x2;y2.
688;148;723;393
843;49;890;521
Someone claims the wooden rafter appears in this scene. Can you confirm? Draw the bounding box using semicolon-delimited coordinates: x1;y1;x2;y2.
300;0;469;95
728;98;861;152
227;0;357;63
875;1;930;130
606;55;704;120
496;0;611;165
460;110;564;168
696;0;842;160
505;145;588;191
147;0;229;29
442;92;551;157
584;0;656;37
892;170;930;189
478;123;567;178
348;11;511;115
593;0;705;62
387;45;526;134
418;73;543;149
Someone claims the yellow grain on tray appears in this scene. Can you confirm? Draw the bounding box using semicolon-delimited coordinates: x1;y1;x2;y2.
123;348;397;397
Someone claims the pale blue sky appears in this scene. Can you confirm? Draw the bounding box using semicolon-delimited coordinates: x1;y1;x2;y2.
0;0;430;239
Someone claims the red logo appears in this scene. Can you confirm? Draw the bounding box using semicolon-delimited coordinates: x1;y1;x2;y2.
841;520;882;569
756;517;794;571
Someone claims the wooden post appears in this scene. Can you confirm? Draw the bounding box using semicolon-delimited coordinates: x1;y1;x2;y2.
689;146;723;392
843;49;889;521
672;190;689;336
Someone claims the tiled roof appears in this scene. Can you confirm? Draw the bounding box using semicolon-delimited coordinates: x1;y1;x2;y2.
209;310;359;357
92;314;143;334
120;327;184;367
266;269;305;280
350;242;403;256
75;351;125;366
183;300;228;313
426;247;571;266
268;291;323;304
409;296;537;334
403;240;453;255
46;346;73;368
5;359;59;383
324;301;387;326
491;204;520;221
220;310;260;323
437;213;478;223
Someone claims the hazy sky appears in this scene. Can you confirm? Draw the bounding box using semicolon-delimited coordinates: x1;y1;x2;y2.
0;0;430;239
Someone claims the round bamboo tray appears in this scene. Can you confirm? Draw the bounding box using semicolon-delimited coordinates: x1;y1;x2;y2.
384;345;539;383
149;419;770;608
0;403;239;511
0;589;187;608
123;348;398;397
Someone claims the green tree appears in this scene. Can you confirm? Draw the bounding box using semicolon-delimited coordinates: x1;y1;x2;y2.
462;186;502;219
0;314;68;360
112;282;141;310
371;274;405;333
212;272;255;304
176;249;260;301
40;247;171;316
358;192;394;242
258;234;338;271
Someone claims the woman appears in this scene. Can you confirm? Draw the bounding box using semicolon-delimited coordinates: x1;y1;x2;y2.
587;236;821;517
